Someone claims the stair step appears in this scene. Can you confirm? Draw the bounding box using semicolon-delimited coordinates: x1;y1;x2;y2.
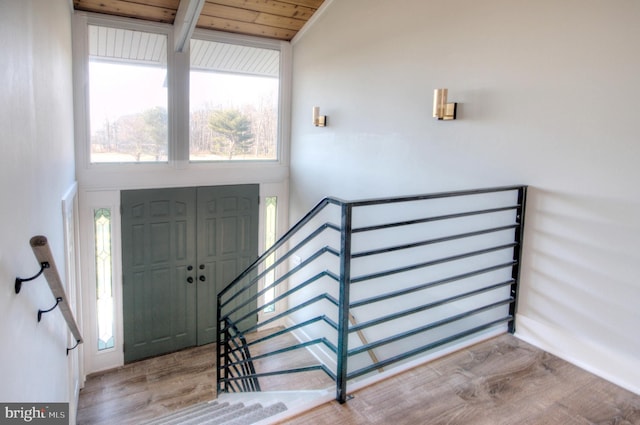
224;402;287;425
141;400;287;425
147;401;230;425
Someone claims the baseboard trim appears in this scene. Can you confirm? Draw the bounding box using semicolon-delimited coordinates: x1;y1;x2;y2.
515;314;640;396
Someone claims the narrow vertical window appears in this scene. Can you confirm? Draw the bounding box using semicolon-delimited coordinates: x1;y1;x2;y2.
263;197;277;312
94;208;114;350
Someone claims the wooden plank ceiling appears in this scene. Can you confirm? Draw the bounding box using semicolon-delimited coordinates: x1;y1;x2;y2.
73;0;325;41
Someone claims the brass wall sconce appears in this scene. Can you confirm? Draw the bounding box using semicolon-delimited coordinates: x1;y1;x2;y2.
312;106;327;127
433;88;457;120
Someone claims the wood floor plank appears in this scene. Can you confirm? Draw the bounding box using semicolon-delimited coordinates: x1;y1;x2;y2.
78;333;640;425
278;335;640;425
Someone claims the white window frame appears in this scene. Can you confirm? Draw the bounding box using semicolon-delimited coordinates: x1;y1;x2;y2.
72;12;291;191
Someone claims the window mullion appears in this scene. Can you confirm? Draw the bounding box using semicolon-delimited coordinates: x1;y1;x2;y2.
170;49;191;168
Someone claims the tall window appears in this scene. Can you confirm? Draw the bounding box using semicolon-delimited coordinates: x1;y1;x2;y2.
88;25;168;163
189;39;280;161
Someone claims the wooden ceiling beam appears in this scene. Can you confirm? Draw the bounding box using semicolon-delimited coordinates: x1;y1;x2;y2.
174;0;206;51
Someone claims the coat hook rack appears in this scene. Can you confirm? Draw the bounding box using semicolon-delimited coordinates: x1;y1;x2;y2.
38;297;63;322
15;262;50;294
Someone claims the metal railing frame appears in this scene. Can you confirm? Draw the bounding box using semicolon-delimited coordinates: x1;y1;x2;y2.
217;185;527;403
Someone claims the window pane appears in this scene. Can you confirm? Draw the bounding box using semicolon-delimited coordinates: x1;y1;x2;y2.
88;25;168;163
190;39;279;161
94;208;114;350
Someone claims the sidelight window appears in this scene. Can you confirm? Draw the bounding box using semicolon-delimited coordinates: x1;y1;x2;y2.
94;208;115;350
263;197;278;312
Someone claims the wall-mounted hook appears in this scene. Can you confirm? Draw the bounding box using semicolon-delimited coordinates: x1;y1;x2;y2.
38;296;63;322
15;262;50;294
67;339;81;356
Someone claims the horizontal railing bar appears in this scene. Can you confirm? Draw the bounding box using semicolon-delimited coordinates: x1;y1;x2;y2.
219;196;344;298
227;280;338;345
222;263;339;320
225;271;340;329
223;364;337;383
352;205;518;233
352;224;518;258
240;315;339;349
348;298;513;356
350;261;515;309
351;242;517;284
347;316;512;380
222;222;340;307
349;185;524;208
221;245;339;311
225;338;337;368
223;293;339;336
350;282;514;333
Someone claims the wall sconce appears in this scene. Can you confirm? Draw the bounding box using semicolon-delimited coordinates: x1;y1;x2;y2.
312;106;327;127
433;88;457;120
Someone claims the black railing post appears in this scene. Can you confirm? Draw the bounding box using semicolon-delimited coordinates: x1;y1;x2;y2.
336;202;353;403
508;186;527;333
217;302;223;393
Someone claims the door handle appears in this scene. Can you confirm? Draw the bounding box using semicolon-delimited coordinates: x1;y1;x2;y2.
199;275;206;282
187;276;194;284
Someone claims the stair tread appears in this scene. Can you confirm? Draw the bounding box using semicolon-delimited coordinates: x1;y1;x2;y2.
224;402;288;425
202;403;263;425
146;401;228;425
141;400;287;425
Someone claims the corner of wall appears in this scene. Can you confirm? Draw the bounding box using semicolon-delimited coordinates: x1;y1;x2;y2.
515;314;640;396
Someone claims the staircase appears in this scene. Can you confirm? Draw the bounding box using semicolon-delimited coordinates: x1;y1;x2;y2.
141;400;287;425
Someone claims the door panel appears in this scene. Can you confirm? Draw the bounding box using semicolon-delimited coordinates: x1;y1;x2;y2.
121;188;197;363
196;185;259;344
121;185;259;362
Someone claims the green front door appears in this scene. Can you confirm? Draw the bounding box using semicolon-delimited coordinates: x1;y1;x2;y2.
195;185;260;345
122;185;259;363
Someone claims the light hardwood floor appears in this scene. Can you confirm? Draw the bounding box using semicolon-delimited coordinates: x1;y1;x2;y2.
77;334;640;425
279;335;640;425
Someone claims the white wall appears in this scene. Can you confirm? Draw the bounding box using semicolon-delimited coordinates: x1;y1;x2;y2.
291;0;640;394
0;0;77;403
